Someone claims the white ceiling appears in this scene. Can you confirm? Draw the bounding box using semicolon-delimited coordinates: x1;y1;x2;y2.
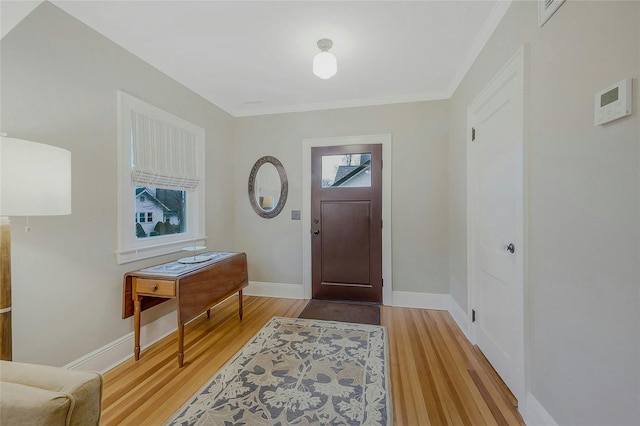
3;1;511;117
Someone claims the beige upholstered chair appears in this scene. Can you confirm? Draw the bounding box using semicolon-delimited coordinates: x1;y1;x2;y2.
0;360;103;426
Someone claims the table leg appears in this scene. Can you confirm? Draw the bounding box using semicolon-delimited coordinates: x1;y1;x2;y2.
238;290;243;320
133;297;141;361
178;324;184;368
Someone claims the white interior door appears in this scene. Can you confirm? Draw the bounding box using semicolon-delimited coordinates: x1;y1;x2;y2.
468;48;525;405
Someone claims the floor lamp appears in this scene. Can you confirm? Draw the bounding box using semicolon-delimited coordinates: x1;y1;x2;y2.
0;136;71;361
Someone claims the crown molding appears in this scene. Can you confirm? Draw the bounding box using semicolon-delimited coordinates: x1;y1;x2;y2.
231;90;451;118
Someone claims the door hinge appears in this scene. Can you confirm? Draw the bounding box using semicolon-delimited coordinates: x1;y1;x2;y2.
381;279;383;288
472;127;476;142
472;309;476;322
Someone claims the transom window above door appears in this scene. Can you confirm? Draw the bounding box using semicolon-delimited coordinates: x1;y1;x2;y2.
321;152;372;188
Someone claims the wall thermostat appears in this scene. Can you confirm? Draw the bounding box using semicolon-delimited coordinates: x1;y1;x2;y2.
594;78;632;126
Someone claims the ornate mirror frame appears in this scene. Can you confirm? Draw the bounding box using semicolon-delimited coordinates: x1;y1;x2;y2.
248;156;288;219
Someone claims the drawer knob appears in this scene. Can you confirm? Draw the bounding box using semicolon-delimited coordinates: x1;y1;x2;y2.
151;284;158;291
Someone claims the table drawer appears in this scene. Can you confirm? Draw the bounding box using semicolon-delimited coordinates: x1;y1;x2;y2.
134;278;175;297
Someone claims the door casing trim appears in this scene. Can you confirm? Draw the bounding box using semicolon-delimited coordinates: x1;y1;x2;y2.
302;134;392;305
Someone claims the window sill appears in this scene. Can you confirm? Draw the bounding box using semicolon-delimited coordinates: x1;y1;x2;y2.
116;237;206;264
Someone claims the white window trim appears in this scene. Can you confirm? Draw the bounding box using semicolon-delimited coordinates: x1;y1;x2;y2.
116;91;205;264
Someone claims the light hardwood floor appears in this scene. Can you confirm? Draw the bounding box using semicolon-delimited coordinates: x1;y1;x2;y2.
101;296;525;425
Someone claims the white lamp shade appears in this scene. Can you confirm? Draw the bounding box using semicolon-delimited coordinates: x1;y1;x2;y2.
313;51;337;79
0;136;71;216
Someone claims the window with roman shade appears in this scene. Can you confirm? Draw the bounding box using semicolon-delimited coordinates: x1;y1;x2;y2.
116;91;205;264
130;111;199;191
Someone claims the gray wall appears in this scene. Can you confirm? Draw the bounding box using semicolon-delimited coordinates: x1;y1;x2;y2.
233;101;450;294
449;1;639;424
1;2;235;366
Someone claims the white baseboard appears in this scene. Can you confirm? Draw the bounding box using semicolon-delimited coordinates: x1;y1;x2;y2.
243;281;305;299
446;296;470;340
392;291;470;339
524;393;558;426
64;310;178;373
63;285;302;374
392;290;450;310
66;288;468;374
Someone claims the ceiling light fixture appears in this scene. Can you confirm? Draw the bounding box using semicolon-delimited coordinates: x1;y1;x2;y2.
313;38;337;80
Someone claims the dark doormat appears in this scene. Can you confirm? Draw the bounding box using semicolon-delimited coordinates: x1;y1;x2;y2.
298;299;381;325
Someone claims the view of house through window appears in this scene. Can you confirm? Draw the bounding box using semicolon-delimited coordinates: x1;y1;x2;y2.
134;186;186;239
321;153;372;187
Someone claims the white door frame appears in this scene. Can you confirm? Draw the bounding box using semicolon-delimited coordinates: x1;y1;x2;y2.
302;134;392;305
467;46;529;409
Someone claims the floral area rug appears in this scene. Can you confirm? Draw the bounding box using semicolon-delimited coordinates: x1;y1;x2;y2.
165;316;391;425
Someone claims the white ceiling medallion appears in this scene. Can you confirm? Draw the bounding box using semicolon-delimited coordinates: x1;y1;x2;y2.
313;38;337;80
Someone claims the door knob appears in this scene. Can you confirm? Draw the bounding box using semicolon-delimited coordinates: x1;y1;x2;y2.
313;229;320;235
505;243;515;254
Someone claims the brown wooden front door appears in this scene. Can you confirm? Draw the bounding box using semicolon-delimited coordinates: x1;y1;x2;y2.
311;144;383;303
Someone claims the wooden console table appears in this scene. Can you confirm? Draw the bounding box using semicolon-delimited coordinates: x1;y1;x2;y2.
122;252;248;367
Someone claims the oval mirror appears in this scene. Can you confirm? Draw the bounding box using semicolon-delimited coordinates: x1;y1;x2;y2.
248;156;288;218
